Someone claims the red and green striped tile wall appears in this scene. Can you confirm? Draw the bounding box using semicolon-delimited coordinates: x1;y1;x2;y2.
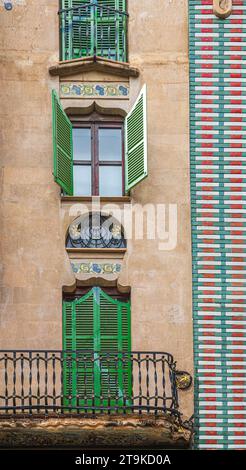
189;0;246;449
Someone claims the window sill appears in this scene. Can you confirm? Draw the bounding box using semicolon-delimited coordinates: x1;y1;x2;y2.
67;248;127;255
49;56;140;79
61;196;131;204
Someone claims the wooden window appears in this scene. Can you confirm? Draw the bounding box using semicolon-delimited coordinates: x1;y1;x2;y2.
52;85;148;196
71;114;124;197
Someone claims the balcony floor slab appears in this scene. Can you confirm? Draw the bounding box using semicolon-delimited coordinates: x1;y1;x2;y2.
0;415;191;449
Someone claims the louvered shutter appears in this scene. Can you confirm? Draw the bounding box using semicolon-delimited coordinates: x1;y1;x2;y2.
52;90;73;196
125;85;148;192
97;288;131;407
63;290;94;409
62;301;76;408
96;0;127;62
61;0;127;61
62;287;131;411
61;0;93;60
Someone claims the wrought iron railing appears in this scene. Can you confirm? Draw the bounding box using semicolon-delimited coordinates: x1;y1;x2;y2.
0;351;181;417
59;2;128;62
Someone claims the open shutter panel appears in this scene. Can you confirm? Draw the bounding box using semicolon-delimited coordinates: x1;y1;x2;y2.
125;84;148;192
96;0;127;62
52;90;73;196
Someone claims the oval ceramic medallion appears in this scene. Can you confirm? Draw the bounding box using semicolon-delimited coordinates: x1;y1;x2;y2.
213;0;232;19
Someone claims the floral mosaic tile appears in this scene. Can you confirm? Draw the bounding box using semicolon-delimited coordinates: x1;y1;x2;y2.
71;262;122;275
60;82;129;99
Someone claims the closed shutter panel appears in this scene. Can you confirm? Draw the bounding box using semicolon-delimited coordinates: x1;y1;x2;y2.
52;90;73;196
99;289;131;407
61;1;127;61
119;301;131;403
62;288;131;411
96;0;127;61
74;291;95;407
61;0;93;60
62;301;74;406
63;290;94;409
125;85;148;191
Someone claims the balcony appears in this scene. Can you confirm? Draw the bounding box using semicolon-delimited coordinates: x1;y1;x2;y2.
0;350;184;417
59;2;128;63
0;351;192;448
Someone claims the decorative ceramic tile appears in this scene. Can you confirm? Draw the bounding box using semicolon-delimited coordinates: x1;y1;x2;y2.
71;262;122;275
190;2;246;450
60;82;129;99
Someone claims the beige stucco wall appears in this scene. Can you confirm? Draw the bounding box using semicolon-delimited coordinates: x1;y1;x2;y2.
0;1;193;418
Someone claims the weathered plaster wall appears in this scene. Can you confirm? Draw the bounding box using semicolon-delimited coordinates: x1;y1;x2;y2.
0;0;73;348
0;1;193;418
128;0;193;417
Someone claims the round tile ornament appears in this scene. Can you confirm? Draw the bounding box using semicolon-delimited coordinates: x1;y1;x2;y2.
4;2;13;10
213;0;232;19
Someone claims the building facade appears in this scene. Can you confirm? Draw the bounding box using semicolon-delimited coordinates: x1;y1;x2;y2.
0;0;245;450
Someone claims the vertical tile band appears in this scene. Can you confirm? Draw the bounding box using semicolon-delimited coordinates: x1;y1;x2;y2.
189;0;246;449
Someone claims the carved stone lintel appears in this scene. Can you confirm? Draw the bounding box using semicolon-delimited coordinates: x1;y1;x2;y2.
213;0;232;19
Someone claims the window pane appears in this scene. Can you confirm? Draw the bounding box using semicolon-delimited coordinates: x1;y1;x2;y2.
99;128;122;161
73;165;91;196
99;166;122;196
73;128;91;161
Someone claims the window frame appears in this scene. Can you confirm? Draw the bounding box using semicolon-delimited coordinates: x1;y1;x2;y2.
70;114;125;197
63;286;130;303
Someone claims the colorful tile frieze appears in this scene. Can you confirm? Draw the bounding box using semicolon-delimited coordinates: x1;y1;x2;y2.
71;262;122;275
60;82;129;99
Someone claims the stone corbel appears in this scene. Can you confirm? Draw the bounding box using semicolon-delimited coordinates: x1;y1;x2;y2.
213;0;232;19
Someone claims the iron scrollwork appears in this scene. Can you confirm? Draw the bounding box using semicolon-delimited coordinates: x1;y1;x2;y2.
66;213;126;249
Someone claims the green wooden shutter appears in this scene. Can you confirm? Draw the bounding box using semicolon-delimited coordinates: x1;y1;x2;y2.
62;300;75;407
96;0;127;62
99;289;131;406
52;90;73;196
61;1;127;61
63;290;94;409
125;84;148;192
62;287;131;411
61;0;93;61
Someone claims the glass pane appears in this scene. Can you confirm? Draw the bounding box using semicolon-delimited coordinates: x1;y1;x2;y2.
73;165;91;196
99;128;122;161
99;166;122;196
73;128;91;161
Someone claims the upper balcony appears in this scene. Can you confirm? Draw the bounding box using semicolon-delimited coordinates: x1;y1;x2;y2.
59;1;128;63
